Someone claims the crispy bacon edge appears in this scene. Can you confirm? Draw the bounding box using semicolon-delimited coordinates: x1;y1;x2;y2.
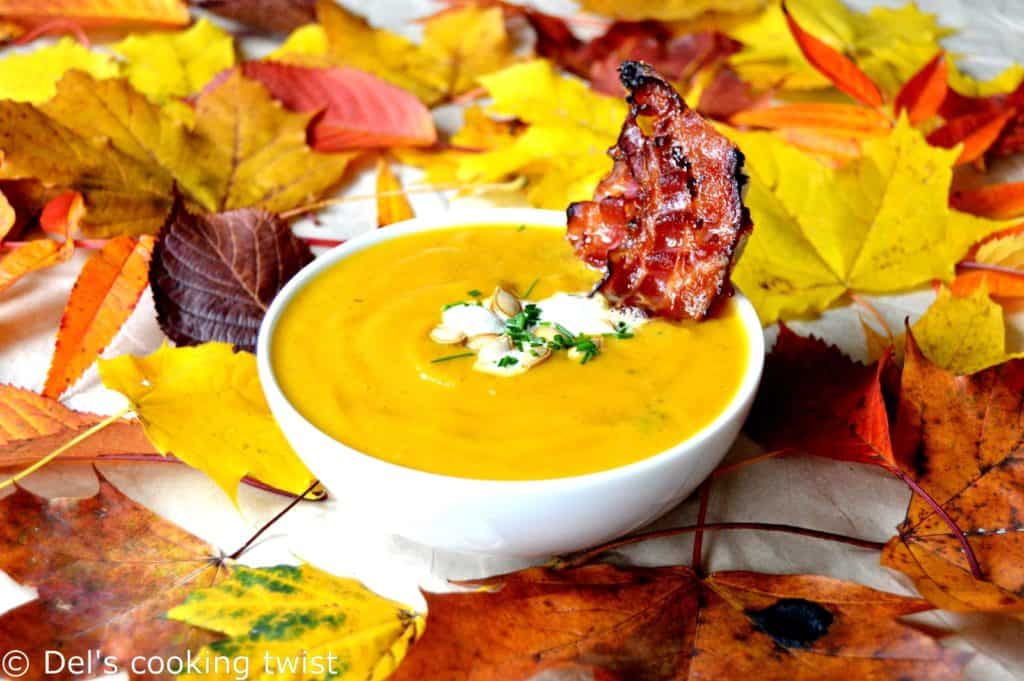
567;60;751;321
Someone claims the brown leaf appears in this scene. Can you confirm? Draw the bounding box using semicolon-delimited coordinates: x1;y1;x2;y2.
190;0;315;32
43;235;155;399
375;157;413;227
882;333;1024;616
0;385;155;469
149;199;312;351
0;473;225;681
390;564;966;681
745;324;896;468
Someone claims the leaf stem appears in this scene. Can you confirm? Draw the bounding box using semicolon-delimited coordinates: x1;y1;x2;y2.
0;407;131;491
228;478;322;560
711;449;793;478
891;467;983;579
849;292;894;342
691;480;712;574
560;522;886;569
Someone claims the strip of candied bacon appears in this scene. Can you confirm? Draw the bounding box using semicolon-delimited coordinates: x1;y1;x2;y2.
567;60;751;321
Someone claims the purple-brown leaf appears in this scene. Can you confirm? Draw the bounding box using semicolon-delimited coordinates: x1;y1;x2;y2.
150;200;312;352
189;0;316;32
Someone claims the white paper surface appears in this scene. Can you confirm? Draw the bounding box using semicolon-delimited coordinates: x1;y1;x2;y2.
1;2;1022;679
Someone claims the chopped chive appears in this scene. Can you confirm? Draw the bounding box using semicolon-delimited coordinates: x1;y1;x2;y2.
430;352;474;364
522;278;539;298
468;289;482;297
516;224;526;232
442;301;467;311
497;356;519;367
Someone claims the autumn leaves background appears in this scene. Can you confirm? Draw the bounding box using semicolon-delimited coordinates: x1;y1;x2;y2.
0;0;1022;679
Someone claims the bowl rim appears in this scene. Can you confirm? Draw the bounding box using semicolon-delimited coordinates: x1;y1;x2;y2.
257;207;765;491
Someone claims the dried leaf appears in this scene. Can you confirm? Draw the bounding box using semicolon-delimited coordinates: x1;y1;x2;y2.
0;385;155;468
0;192;79;296
782;3;882;107
0;188;13;241
375;158;413;228
882;333;1024;616
0;37;118;103
42;235;155;399
239;61;437;151
150;199;312;351
578;0;764;21
0;0;189;30
730;117;1008;323
98;342;317;501
168;564;424;681
0;70;353;236
390;564;965;681
730;102;891;137
893;52;948;125
190;0;316;33
112;18;236;103
927;110;1015;165
0;474;224;681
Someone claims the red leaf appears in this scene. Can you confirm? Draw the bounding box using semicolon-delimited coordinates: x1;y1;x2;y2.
745;324;896;468
951;182;1024;220
782;3;882;107
894;52;948;124
239;61;437;151
927;109;1015;165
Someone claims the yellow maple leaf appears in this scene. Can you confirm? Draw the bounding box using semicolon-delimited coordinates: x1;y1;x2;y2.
728;0;949;96
912;286;1022;375
0;70;353;236
580;0;764;21
432;60;626;209
948;63;1024;98
730;116;1009;323
112;18;236;103
269;23;327;60
316;0;514;106
0;37;119;103
98;343;316;501
168;564;424;681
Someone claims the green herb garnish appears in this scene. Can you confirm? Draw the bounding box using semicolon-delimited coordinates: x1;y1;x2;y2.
442;301;467;311
574;337;600;364
522;278;539;298
430;352;474;364
468;289;482;297
505;303;543;350
613;321;634;339
497;356;519;368
516;224;526;232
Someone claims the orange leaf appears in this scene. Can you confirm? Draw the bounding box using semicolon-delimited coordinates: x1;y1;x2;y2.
730;102;890;137
43;235;154;399
893;52;948;125
0;0;188;30
0;385;155;469
951;268;1024;298
782;3;882;107
0;191;80;296
951;182;1024;220
927;110;1015;165
375;158;414;227
39;190;83;236
778;128;862;163
239;61;438;151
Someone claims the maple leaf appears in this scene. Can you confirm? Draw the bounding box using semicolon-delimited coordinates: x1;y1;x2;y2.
882;333;1024;616
42;235;155;399
167;564;424;681
578;0;764;21
317;0;514;105
389;563;966;681
149;199;312;351
437;59;627;209
0;385;155;468
729;116;1008;323
0;473;226;681
375;158;413;228
0;37;118;103
0;0;189;30
0;69;353;237
728;0;948;96
190;0;316;33
112;18;236;103
237;61;437;151
98;342;317;501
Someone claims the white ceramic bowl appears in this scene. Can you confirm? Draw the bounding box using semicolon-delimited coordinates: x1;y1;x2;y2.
258;209;764;557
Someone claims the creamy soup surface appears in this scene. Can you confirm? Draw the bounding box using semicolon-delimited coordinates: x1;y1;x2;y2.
272;224;750;480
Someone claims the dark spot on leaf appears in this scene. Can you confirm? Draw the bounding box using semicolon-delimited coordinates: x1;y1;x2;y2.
746;598;834;649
